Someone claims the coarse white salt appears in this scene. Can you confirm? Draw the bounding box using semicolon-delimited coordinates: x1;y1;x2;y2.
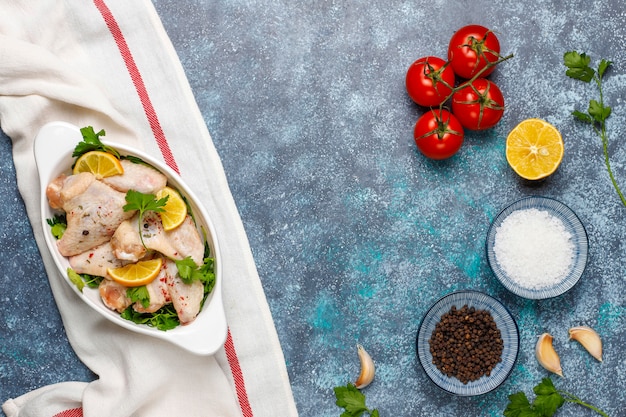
493;208;574;290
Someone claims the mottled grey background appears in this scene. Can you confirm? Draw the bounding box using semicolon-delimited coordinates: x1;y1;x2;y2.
1;0;625;416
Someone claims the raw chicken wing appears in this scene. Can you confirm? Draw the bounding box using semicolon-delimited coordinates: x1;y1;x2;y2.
69;242;127;277
163;259;204;325
101;159;167;194
49;172;136;256
99;279;132;313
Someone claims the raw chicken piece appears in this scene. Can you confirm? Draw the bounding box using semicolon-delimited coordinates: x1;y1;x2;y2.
69;241;127;277
133;263;171;313
110;217;146;261
99;279;132;313
101;159;167;194
110;212;204;264
46;172;93;210
163;259;204;325
164;216;205;265
48;172;136;257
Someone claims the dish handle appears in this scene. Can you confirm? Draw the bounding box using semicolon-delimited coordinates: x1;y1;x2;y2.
33;121;82;183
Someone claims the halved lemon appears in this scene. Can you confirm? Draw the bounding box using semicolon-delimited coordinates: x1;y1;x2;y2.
156;186;188;231
107;258;163;287
73;151;124;179
506;118;564;180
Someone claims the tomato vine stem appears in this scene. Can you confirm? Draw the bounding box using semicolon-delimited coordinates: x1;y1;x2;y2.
437;53;514;112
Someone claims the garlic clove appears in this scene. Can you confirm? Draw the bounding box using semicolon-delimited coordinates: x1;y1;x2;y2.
536;333;564;377
354;344;375;389
569;326;603;362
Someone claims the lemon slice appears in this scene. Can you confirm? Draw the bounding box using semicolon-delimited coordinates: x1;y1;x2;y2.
107;258;163;287
506;119;564;180
156;186;188;231
73;151;124;179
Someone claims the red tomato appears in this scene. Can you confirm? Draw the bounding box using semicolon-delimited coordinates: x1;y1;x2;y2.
413;109;464;159
448;25;500;79
406;56;455;107
451;79;504;130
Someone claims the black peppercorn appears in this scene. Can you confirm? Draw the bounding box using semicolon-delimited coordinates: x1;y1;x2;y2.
428;304;503;384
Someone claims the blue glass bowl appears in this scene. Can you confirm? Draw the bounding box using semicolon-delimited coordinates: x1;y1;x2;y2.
485;196;588;299
416;290;519;396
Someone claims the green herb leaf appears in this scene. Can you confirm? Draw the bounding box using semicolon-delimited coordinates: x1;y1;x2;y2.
65;269;103;292
198;258;216;302
127;286;150;308
588;99;611;123
334;383;369;416
72;126;120;158
175;257;198;284
197;257;216;287
564;51;595;82
504;392;539;417
46;214;67;239
82;273;104;289
333;383;378;417
121;304;180;331
123;190;168;214
123;190;168;248
564;49;626;207
572;110;593;124
119;155;143;165
564;50;591;68
597;59;612;79
67;268;85;292
504;377;609;417
175;256;216;289
533;378;565;416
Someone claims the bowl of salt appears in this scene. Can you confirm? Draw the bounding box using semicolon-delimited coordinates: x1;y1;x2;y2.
486;196;588;299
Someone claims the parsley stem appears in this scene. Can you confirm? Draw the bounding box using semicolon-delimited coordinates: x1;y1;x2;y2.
560;390;610;417
595;73;626;207
599;122;626;206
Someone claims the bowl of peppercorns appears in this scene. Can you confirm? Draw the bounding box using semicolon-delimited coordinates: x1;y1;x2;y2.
416;290;519;396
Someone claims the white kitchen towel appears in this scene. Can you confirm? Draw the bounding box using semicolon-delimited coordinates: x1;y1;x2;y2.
0;1;298;416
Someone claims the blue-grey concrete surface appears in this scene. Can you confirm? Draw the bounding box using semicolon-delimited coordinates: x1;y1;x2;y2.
1;1;625;416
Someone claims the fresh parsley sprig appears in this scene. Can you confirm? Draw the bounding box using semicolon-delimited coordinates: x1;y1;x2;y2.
504;377;609;417
121;303;180;331
67;268;85;293
66;268;103;293
175;256;215;287
72;126;120;159
127;286;151;309
334;383;379;417
564;50;625;207
46;214;67;239
122;190;169;247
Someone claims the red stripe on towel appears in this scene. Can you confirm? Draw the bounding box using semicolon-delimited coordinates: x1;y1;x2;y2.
225;329;254;416
49;3;254;417
52;408;83;417
93;0;180;174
